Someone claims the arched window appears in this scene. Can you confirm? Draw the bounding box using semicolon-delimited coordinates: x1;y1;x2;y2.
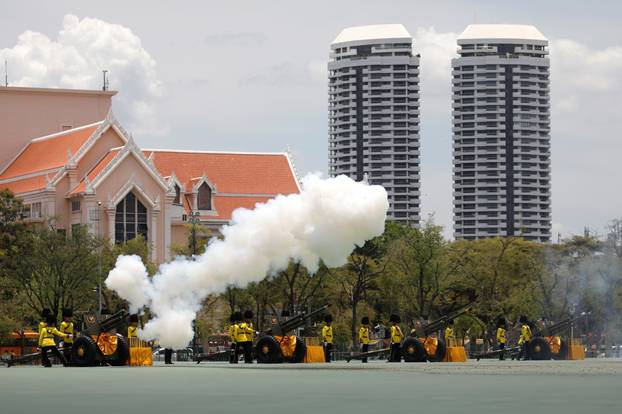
115;192;148;243
174;184;181;205
197;183;212;210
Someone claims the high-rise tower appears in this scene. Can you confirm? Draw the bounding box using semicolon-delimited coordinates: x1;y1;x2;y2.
328;24;420;225
452;24;551;241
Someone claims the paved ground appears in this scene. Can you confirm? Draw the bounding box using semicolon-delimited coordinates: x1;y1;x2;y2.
2;360;621;414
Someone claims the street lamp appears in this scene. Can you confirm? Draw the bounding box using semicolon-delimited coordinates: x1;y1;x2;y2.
97;201;102;314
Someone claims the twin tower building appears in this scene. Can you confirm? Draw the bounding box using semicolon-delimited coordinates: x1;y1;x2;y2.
328;24;551;242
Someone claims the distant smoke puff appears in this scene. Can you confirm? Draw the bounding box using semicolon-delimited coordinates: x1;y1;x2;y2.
105;174;389;348
0;14;164;136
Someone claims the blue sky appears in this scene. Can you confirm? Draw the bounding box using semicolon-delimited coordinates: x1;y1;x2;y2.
1;0;621;239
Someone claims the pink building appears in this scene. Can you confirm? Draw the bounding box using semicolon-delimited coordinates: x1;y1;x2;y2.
0;86;300;263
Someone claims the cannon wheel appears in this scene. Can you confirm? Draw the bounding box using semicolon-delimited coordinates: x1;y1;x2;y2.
284;336;307;363
71;336;98;367
255;336;283;364
552;339;569;360
529;337;552;360
402;337;427;362
427;338;447;362
104;334;129;366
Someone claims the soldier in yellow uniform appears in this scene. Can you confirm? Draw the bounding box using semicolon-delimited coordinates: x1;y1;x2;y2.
128;314;139;338
229;312;241;364
321;314;334;363
444;319;455;347
59;308;74;364
359;316;370;363
38;308;51;348
518;315;532;360
237;310;255;363
496;317;507;360
39;314;69;367
389;314;403;362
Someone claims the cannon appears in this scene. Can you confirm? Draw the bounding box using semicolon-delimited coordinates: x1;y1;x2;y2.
70;310;130;367
4;310;131;367
527;313;589;360
255;304;330;364
347;306;471;363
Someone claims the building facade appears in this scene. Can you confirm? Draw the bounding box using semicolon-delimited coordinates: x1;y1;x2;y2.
452;24;551;241
0;87;300;263
328;24;420;225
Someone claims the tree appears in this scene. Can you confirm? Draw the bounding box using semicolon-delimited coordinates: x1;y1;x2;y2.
0;189;25;268
386;219;451;320
271;261;328;316
334;236;387;348
4;225;101;323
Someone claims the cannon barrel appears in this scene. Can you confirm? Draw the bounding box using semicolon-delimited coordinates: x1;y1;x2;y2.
82;309;129;336
263;304;331;336
421;305;471;336
534;312;589;338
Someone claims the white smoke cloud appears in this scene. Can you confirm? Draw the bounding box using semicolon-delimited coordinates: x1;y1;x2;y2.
106;174;389;348
0;14;164;136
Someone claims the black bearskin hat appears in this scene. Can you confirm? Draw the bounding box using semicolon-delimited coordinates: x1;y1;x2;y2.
45;314;56;325
389;314;401;324
129;314;139;323
447;318;454;325
519;315;528;324
62;308;73;318
361;316;370;325
497;317;506;328
324;314;333;323
244;310;254;320
233;311;243;323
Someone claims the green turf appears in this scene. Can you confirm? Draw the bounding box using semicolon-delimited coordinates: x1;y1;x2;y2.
1;361;621;414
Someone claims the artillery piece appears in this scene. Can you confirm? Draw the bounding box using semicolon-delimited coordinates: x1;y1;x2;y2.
347;306;470;363
255;304;330;363
403;306;471;362
527;312;588;360
70;310;130;366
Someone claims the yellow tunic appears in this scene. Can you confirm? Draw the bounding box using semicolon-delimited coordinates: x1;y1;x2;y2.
496;327;507;344
60;321;74;344
128;326;138;339
322;325;333;344
39;327;66;347
390;325;403;344
445;326;455;341
518;324;532;345
359;326;370;345
38;321;47;346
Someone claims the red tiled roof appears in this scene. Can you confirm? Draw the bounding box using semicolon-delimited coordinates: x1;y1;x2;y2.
207;195;272;221
145;151;299;195
70;149;120;195
0;175;50;194
0;124;101;179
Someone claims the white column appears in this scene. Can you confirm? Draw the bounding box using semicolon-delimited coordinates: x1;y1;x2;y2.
151;209;159;262
106;209;115;246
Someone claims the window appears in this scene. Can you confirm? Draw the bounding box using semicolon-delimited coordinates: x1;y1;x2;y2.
174;184;181;205
31;202;42;218
71;199;81;212
197;183;212;210
115;192;148;244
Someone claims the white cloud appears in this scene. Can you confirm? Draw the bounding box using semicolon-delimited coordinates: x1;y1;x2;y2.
0;14;165;136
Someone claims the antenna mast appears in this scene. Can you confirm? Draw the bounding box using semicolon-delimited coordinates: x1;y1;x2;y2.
102;70;109;91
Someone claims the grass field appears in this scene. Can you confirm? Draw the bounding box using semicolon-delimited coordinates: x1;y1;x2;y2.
2;360;621;414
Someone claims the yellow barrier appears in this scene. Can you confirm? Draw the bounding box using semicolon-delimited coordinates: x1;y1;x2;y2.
568;344;585;360
304;345;325;363
128;337;153;366
444;346;467;362
129;347;153;366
